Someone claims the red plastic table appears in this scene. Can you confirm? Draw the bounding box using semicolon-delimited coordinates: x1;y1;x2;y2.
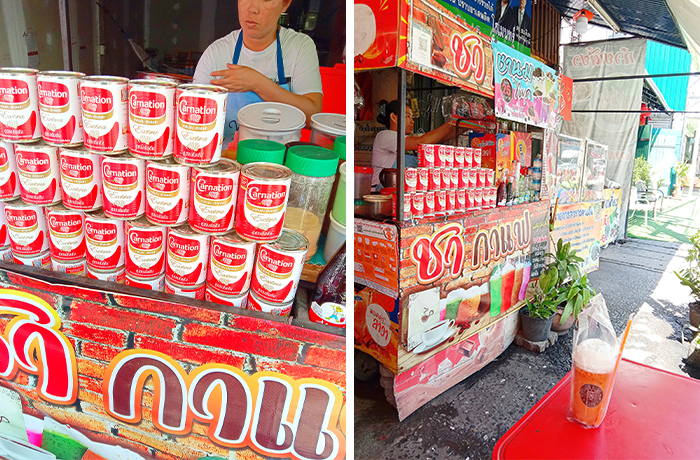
493;358;700;459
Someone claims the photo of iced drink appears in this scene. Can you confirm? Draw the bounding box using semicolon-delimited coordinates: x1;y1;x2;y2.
570;338;619;427
489;265;502;317
445;296;460;321
478;283;490;315
519;257;532;301
500;259;516;311
456;285;481;326
512;257;524;307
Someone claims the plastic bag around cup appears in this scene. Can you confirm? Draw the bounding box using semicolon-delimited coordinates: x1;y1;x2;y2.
569;293;619;429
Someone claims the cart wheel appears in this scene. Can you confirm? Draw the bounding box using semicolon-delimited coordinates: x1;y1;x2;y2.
354;349;379;381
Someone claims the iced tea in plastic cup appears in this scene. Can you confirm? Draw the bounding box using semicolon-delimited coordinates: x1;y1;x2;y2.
570;338;618;427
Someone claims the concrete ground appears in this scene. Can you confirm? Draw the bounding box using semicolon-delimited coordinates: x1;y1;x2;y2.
354;238;697;460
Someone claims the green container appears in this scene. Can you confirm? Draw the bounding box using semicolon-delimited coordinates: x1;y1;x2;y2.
285;145;339;177
331;162;347;225
236;139;286;165
334;135;347;160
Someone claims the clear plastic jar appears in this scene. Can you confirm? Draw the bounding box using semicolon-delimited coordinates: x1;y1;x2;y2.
284;145;340;257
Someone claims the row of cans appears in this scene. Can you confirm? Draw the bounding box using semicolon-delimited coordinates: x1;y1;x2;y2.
0;68;228;165
405;167;495;192
0;140;293;242
403;187;497;219
417;144;483;169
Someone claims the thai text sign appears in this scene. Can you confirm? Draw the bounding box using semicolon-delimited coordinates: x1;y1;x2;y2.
550;200;603;273
436;0;496;35
494;41;558;129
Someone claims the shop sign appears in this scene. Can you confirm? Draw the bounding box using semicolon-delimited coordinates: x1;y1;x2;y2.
601;188;621;248
493;41;558;129
559;75;573;121
354;0;401;70
550;200;603;274
436;0;496;35
354;219;399;297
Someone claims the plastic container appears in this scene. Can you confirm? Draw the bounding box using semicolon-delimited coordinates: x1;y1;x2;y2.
236;139;285;165
355;166;373;199
363;194;392;219
310;113;346;148
330;162;346;225
323;213;346;262
284;145;339;256
334;135;346;161
237;102;305;144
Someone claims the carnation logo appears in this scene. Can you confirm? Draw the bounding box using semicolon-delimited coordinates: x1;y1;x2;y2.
147;169;179;192
49;215;82;232
86;222;116;241
189;113;201;123
6;210;36;227
196;177;233;199
248;185;286;207
0;148;7;165
61;157;92;179
169;234;198;257
16;152;50;173
259;248;293;273
178;96;217;124
38;82;69;106
103;163;137;185
0;79;29;103
213;243;246;265
130;230;162;249
45;97;54;105
81;87;113;113
130;91;166;118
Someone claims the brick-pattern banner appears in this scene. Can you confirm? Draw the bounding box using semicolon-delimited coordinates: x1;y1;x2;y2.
0;270;346;460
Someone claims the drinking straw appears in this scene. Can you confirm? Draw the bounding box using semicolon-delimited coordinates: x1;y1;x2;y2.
594;314;634;426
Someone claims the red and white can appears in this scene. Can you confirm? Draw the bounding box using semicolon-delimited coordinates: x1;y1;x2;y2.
101;153;146;220
165;279;205;300
207;232;256;297
474;188;483;208
477;168;486;187
87;265;125;283
15;141;61;205
125;272;165;291
456;189;466;213
45;205;85;261
464;148;473;168
404;167;417;193
459;168;469;189
424;191;435;217
166;225;210;287
411;193;424;219
0;68;40;142
250;229;308;304
403;193;412;220
435;190;446;216
191;158;240;235
440;168;451;190
466;188;475;209
59;145;103;211
0;141;19;200
51;258;86;276
450;168;459;189
128;79;177;158
14;250;51;268
0;202;9;247
439;145;454;168
174;84;227;165
485;169;495;187
37;71;85;146
447;189;456;214
247;292;292;317
4;199;49;256
468;168;477;188
488;187;497;208
0;246;10;261
146;157;190;226
429;168;441;191
454;147;465;168
235;162;291;243
473;148;482;167
85;210;125;271
416;167;429;192
380;187;396;218
125;217;166;278
205;287;248;308
80;76;128;154
417;144;436;167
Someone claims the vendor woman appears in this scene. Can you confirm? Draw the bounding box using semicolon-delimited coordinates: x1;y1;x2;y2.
371;100;455;189
193;0;323;146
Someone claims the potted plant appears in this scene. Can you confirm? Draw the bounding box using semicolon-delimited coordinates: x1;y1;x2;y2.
675;229;700;328
521;265;560;342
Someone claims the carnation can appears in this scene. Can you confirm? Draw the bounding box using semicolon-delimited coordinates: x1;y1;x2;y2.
128;79;176;158
477;168;486;187
429;168;441;191
447;189;456;214
435;190;446;217
411;193;424;218
51;258;86;276
125;272;165;291
101;153;146;220
37;71;85;146
417;144;436;167
247;292;293;316
146;157;190;226
59;145;103;211
165;279;205;299
125;216;166;278
464;148;473;168
85;210;125;271
416;167;429;192
450;168;459;189
485;169;495;187
474;188;483;208
45;205;85;262
0;141;19;200
166;225;210;287
473;148;482;167
456;189;466;213
0;68;40;142
403;193;412;220
14;250;51;268
207;232;256;296
424;191;435;217
80;76;129;154
87;265;125;283
191;158;241;235
488;187;497;208
454;147;465;168
235;162;291;243
404;168;417;193
4;198;49;256
205;287;248;308
250;228;308;304
174;84;227;165
459;168;469;189
468;168;477;188
15;141;62;205
439;145;454;168
466;188;475;209
440;168;451;190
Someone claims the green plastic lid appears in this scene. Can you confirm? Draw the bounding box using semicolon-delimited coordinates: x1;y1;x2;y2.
334;135;347;160
285;145;339;177
236;139;285;165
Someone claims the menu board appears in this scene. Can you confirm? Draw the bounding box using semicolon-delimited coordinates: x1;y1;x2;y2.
529;207;549;278
554;135;585;205
581;140;608;202
550;201;603;274
354;219;400;298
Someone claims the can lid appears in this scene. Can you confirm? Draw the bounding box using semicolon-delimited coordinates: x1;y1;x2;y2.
285;145;339;178
242;162;292;181
38;70;86;78
311;113;346;137
195;157;240;174
333;135;346;160
236;139;285;165
269;228;309;253
355;166;373;174
237;102;305;133
363;194;392;203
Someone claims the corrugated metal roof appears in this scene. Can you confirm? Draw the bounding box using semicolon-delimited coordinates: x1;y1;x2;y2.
645;41;691;111
548;0;686;49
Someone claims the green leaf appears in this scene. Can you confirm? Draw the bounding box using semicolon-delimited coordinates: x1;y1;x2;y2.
574;295;584;318
560;299;573;324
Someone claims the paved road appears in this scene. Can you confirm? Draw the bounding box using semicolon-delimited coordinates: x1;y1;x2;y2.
354;239;696;460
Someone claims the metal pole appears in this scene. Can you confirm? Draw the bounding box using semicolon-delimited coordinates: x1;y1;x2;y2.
689;125;700;198
574;71;700;82
59;0;73;70
397;68;406;221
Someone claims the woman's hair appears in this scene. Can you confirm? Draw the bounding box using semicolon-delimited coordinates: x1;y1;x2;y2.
377;100;401;129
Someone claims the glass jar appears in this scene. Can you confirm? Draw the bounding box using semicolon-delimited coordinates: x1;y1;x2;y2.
284;145;340;257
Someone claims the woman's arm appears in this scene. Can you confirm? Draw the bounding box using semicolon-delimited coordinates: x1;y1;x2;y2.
404;122;455;151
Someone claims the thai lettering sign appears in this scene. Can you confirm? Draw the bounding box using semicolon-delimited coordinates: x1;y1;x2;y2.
493;0;532;55
550;200;603;274
436;0;496;35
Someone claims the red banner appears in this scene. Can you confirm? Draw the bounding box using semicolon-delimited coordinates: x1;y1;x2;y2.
559;75;573;121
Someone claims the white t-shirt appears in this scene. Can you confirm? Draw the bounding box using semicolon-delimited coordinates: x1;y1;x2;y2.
371;129;399;186
193;27;323;96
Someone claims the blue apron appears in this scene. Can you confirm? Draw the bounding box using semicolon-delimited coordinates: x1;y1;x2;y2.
224;29;291;147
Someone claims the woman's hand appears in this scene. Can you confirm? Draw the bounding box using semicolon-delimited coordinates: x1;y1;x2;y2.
210;64;262;93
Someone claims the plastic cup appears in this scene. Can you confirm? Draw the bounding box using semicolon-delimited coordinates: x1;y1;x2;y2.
324;214;346;262
331;162;347;225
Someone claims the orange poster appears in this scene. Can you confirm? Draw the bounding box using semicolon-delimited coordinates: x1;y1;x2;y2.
354;219;400;297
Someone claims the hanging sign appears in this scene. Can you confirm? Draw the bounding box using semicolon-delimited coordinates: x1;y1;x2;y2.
493;41;558;128
493;0;532;55
436;0;496;35
354;0;401;70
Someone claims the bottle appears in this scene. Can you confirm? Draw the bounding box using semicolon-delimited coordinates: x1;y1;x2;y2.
506;176;514;206
309;243;346;328
497;179;507;207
